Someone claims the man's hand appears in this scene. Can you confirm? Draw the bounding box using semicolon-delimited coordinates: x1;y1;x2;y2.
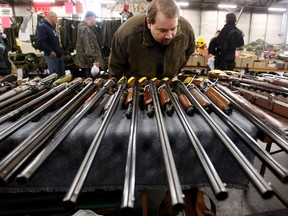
50;51;56;57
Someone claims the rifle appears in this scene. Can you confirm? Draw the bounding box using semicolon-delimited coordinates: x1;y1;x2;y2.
0;78;96;185
233;85;288;119
177;81;274;199
0;78;83;142
212;82;288;154
139;77;155;118
173;86;195;116
0;75;73;124
165;81;228;200
149;80;184;212
152;78;174;116
125;77;136;119
16;78;115;183
121;80;139;214
183;77;211;113
0;73;57;104
0;74;18;93
199;79;232;115
197;86;288;183
62;77;127;209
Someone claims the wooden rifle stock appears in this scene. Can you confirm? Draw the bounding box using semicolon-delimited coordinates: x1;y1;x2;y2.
183;77;211;113
152;78;174;116
177;81;274;199
200;80;232;115
164;81;228;200
143;85;154;117
174;87;194;116
139;77;154;117
124;77;136;119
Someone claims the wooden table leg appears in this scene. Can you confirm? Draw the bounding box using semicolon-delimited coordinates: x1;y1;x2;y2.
141;189;148;216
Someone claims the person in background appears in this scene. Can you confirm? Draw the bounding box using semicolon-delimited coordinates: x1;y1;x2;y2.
207;30;220;70
74;11;105;79
37;11;65;77
0;26;11;76
214;13;244;71
108;0;195;79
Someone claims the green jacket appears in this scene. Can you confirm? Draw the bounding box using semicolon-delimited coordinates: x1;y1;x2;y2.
74;21;105;69
109;14;195;79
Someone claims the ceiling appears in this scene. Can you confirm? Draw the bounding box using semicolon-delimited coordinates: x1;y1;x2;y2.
1;0;288;12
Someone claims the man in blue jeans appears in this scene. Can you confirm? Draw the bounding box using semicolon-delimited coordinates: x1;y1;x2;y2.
37;11;65;77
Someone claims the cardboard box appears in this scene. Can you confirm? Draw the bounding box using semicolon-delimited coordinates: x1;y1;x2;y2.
186;56;193;66
253;61;266;68
235;57;242;67
191;55;205;66
241;58;254;68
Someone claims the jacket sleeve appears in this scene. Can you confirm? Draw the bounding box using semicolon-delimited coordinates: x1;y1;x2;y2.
80;27;103;65
37;25;52;54
108;31;128;78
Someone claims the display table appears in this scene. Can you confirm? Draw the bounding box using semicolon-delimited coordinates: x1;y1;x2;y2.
0;96;257;214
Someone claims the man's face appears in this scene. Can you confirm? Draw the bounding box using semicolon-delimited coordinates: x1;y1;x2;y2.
147;11;178;45
50;14;58;25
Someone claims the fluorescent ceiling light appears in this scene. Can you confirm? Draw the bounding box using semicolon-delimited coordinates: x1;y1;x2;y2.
218;4;237;9
268;7;287;12
33;0;55;2
177;2;189;7
100;0;115;4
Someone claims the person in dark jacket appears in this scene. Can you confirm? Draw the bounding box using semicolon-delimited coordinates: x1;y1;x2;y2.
108;0;195;79
215;13;244;71
37;11;65;77
0;26;11;76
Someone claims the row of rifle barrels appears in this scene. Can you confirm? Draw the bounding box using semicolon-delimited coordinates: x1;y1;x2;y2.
0;74;287;214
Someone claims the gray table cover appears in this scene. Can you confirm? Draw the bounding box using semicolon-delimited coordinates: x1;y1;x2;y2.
0;95;257;193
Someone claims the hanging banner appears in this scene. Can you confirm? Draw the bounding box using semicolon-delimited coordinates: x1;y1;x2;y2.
0;4;12;17
33;3;51;16
1;16;11;28
75;2;83;14
64;2;74;14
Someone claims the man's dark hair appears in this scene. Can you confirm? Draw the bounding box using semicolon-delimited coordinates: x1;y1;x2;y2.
146;0;179;24
226;13;236;23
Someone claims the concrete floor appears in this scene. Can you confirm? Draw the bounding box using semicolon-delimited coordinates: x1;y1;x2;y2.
201;139;288;216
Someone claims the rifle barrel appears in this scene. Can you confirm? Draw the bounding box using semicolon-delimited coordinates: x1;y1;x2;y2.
62;77;127;210
177;81;274;199
16;79;115;183
0;83;67;125
200;88;288;183
150;80;184;212
0;79;83;141
165;82;228;200
0;79;95;185
215;83;288;154
121;81;139;214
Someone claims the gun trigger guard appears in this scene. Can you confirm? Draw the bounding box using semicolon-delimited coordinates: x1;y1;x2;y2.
158;84;165;92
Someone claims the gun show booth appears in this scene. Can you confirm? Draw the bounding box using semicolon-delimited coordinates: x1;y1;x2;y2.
1;0;288;215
